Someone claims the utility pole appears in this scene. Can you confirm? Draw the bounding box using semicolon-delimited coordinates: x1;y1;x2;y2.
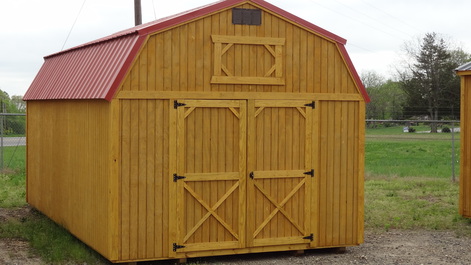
134;0;142;26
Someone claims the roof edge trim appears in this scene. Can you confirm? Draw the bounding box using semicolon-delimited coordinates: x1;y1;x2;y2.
104;35;148;101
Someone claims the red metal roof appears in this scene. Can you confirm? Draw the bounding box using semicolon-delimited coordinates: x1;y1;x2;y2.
24;0;369;102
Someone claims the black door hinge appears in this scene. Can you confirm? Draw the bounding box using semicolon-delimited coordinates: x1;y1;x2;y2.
303;169;314;177
303;233;314;241
174;100;187;109
173;173;186;182
304;101;315;109
249;172;254;179
173;243;186;252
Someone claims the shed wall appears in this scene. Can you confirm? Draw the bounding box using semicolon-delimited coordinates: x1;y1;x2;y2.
316;100;364;246
119;3;359;95
461;75;471;217
117;99;364;261
26;100;115;259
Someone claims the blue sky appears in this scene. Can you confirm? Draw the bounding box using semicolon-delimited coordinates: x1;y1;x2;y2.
1;0;470;96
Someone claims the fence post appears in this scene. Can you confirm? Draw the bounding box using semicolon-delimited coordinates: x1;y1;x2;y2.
451;120;456;182
0;107;4;170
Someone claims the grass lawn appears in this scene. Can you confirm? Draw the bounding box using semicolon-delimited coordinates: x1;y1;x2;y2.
366;125;460;178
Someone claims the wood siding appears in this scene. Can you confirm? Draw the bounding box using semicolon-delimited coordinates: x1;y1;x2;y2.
120;3;359;96
316;101;364;247
461;75;471;217
119;99;170;261
116;98;363;261
26;100;115;259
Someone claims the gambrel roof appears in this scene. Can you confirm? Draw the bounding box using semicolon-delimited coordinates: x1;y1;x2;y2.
24;0;369;102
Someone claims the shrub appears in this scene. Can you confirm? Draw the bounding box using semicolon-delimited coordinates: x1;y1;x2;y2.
441;127;451;133
408;127;416;133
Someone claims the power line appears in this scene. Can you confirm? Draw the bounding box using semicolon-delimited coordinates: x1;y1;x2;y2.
151;0;157;20
330;0;415;38
61;0;87;51
359;0;423;33
305;0;407;41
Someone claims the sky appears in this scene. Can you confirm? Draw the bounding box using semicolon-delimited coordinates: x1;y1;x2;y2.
1;0;471;97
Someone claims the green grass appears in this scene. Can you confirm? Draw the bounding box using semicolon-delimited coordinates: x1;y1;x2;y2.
366;126;460;178
0;210;107;264
365;175;471;235
1;145;26;171
0;146;26;208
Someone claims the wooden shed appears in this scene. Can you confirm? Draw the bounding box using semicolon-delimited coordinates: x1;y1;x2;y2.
24;0;370;262
457;62;471;218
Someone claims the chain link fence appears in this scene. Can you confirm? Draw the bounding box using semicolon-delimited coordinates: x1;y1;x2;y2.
0;115;461;180
0;113;26;171
366;119;460;181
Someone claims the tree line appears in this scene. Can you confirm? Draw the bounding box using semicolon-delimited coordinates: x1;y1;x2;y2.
0;90;26;135
363;32;471;132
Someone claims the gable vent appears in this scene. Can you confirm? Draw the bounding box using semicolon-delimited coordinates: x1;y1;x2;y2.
232;8;261;25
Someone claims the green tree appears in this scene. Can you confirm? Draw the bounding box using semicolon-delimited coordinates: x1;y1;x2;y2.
11;95;26;113
399;32;470;132
362;71;406;120
0;90;26;135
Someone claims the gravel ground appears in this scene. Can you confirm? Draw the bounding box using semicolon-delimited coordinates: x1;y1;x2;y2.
1;207;471;264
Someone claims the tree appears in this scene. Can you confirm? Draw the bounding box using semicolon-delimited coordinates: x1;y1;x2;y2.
11;96;26;113
0;90;26;135
361;71;406;120
399;32;471;132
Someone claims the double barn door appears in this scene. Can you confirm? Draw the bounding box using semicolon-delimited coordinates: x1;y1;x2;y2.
173;99;316;253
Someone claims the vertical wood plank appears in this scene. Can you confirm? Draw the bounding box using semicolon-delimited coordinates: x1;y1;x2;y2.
172;29;180;91
154;100;164;257
346;102;355;244
357;101;365;244
168;100;178;258
120;100;130;260
163;31;172;91
292;27;300;93
138;100;147;258
310;101;320;247
155;35;164;91
203;16;212;92
247;99;256;247
304;105;313;239
214;42;222;76
129;100;139;259
339;102;348;244
109;100;120;261
195;19;204;92
180;25;188;91
238;100;247;248
146;100;156;257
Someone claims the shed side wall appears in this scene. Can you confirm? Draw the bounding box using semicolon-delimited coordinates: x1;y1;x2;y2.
120;3;359;96
316;100;364;247
26;100;114;259
461;75;471;217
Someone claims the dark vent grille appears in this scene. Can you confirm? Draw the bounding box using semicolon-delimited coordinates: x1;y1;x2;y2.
232;8;261;25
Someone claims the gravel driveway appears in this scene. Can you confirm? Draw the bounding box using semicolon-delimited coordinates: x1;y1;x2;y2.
2;207;471;265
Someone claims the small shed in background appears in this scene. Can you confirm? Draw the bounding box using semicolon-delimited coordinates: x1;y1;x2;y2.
457;61;471;218
24;0;370;263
